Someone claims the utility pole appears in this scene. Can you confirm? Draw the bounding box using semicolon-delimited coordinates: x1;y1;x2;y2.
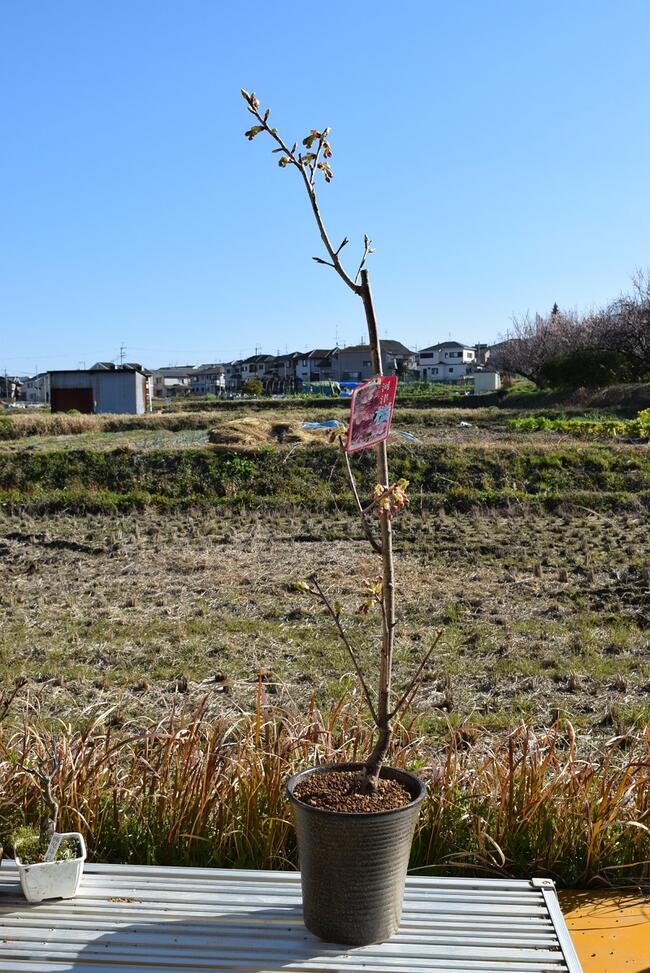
119;342;126;366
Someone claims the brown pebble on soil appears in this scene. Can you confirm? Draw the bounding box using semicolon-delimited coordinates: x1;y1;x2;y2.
293;770;412;813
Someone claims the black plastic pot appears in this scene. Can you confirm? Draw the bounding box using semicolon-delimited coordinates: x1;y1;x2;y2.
287;761;426;946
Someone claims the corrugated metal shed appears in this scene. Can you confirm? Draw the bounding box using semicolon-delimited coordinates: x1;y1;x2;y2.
48;370;147;414
0;863;583;971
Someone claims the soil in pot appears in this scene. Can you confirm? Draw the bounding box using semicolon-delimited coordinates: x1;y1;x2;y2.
294;769;411;813
288;763;425;945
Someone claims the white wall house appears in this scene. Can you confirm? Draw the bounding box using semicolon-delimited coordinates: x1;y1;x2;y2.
152;367;195;398
416;342;476;382
295;349;338;384
239;355;275;384
23;373;50;404
190;365;226;396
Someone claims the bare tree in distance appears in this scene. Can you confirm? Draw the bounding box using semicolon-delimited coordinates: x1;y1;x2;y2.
241;88;442;791
603;269;650;373
492;308;586;384
494;270;650;387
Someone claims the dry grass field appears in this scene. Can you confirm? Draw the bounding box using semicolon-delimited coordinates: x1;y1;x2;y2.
2;504;647;739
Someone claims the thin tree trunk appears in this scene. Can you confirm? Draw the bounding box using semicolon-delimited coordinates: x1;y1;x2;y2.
359;269;395;782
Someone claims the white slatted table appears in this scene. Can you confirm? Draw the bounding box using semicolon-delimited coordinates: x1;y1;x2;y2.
0;863;583;972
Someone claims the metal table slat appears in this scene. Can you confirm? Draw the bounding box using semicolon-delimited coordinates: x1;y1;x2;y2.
0;863;582;972
1;916;559;941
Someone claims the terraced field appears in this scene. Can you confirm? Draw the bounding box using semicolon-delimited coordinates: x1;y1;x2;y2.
2;504;647;738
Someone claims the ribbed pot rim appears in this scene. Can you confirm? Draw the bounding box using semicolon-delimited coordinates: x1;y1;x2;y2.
287;761;426;819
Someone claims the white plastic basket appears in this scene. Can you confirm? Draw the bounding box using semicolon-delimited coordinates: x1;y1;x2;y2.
14;832;86;903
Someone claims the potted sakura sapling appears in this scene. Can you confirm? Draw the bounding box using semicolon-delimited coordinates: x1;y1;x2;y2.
241;90;443;946
12;736;86;903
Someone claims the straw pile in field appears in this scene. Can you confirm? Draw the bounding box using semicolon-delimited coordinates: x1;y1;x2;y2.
208;417;329;447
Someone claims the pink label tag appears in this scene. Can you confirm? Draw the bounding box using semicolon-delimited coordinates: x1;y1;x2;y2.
345;376;398;453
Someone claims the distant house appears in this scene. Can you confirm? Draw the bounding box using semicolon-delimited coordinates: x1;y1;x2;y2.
295;349;338;385
223;360;243;393
335;340;415;382
152;366;196;398
264;352;300;393
23;373;50;405
416;341;476;382
485;339;526;375
0;375;23;401
49;364;152;414
189;365;226;397
239;354;276;386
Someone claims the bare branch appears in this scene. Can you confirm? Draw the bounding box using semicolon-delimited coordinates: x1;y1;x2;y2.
389;629;445;720
338;438;382;554
0;677;27;724
495;269;650;386
308;575;378;726
241;90;361;295
17;734;61;839
242;90;436;785
354;234;375;284
298;165;361;293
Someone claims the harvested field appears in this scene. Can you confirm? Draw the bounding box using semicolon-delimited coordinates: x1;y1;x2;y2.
1;506;647;737
0;403;636;447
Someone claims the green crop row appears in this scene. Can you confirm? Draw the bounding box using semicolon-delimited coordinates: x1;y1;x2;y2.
508;408;650;439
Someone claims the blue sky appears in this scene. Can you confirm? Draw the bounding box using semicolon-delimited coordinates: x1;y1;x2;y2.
1;1;649;373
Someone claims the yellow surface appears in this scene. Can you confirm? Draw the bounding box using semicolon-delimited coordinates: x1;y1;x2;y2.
559;890;650;972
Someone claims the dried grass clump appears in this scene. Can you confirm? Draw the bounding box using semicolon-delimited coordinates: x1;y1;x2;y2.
208;417;328;447
0;690;647;884
2;413;103;438
0;412;226;440
416;722;650;885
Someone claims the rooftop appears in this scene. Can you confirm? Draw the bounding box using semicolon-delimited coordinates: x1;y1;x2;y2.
154;366;197;377
192;363;225;374
419;341;473;352
48;365;152;377
340;340;413;356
